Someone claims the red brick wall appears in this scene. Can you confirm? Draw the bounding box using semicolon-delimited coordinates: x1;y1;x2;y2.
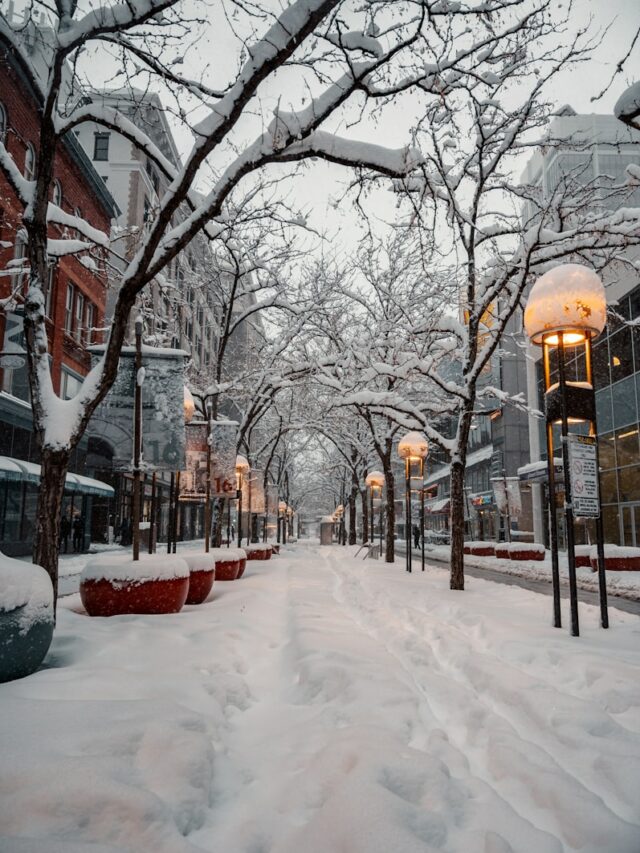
0;52;112;395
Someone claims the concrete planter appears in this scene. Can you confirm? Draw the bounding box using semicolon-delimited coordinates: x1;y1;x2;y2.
466;541;495;557
210;548;246;581
494;544;511;559
245;544;273;561
508;545;545;562
589;545;640;572
80;555;190;616
181;553;216;605
0;556;54;683
574;545;592;568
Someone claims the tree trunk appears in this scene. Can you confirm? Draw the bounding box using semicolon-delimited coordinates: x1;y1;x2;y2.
348;471;358;545
34;446;71;614
449;460;466;591
361;488;368;544
383;464;395;563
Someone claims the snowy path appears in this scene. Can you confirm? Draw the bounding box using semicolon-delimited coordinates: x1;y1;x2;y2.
1;544;639;853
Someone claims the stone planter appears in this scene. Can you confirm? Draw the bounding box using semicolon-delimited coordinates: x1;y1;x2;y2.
589;545;640;572
210;548;246;581
494;544;511;559
245;544;273;561
0;555;54;683
574;545;592;568
80;555;190;616
508;544;545;562
466;541;495;557
181;553;216;605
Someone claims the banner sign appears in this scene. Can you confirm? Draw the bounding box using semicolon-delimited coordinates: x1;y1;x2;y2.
180;422;208;501
491;479;508;515
506;477;522;517
88;347;186;472
248;469;265;514
210;420;238;498
568;435;600;518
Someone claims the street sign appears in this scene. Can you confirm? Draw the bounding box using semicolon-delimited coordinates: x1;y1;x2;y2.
568;435;600;518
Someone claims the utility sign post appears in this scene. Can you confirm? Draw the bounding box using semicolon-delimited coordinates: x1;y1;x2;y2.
568;435;600;518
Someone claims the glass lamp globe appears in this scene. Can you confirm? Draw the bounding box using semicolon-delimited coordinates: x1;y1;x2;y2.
365;470;385;488
398;431;429;460
524;264;606;346
235;454;250;474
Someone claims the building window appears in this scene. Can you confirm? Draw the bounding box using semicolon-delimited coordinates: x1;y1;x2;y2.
93;133;110;161
61;368;83;400
45;263;56;318
52;179;62;207
74;292;84;342
85;302;95;345
0;102;7;144
24;143;36;181
65;282;75;334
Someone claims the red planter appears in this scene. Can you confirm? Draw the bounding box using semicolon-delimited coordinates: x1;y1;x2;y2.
589;553;640;571
509;548;545;561
495;546;510;559
215;558;241;581
245;547;272;561
186;570;215;605
236;557;247;579
80;576;189;616
470;545;495;557
575;554;592;568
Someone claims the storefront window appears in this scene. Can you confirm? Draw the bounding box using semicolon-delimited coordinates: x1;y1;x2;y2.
618;465;640;503
600;470;618;504
598;432;616;470
614;424;640;468
602;505;621;546
611;376;638;429
608;328;634;381
592;339;610;389
596;387;613;434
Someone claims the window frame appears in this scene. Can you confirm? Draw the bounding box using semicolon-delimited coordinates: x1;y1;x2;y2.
93;132;110;162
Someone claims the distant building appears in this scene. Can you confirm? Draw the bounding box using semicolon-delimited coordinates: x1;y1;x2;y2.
519;107;640;547
0;23;118;554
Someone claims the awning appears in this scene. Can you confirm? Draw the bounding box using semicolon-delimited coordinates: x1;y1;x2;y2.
0;456;114;497
427;498;450;513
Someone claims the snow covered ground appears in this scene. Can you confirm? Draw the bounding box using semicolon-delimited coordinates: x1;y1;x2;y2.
1;542;639;853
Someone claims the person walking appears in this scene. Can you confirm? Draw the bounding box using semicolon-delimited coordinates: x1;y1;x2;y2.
413;523;420;549
59;514;71;554
72;515;85;553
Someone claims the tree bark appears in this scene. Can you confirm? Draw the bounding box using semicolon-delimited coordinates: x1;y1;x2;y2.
34;446;71;614
348;469;358;545
383;464;395;563
449;460;466;591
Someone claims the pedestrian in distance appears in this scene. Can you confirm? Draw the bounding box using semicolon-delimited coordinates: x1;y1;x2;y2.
413;524;420;549
72;514;85;553
59;514;71;554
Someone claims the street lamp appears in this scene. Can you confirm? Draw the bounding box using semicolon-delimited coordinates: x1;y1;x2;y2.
524;263;609;636
398;432;429;573
334;503;344;544
278;500;287;544
365;471;385;549
235;455;250;548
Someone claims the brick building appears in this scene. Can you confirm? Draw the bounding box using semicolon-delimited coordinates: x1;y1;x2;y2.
0;30;119;555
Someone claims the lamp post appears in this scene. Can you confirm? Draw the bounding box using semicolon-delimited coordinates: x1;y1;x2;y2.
524;263;609;636
235;455;250;548
398;432;429;573
278;500;287;544
365;471;385;550
132;316;143;562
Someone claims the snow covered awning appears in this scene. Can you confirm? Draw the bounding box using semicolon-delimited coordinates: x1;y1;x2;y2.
518;458;563;484
427;498;450;514
0;457;114;496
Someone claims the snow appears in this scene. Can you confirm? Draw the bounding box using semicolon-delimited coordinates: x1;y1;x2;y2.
1;543;639;852
614;82;640;122
209;547;246;562
81;554;189;584
0;552;53;630
180;552;215;573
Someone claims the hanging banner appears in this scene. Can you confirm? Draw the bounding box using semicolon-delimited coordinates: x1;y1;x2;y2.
265;482;279;540
505;477;522;517
248;469;265;513
210;420;238;498
179;421;208;501
568;435;600;518
88;346;186;472
491;478;508;515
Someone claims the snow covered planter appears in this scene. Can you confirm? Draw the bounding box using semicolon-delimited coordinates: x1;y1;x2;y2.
465;541;495;557
210;548;246;581
494;544;511;559
0;553;54;683
508;543;545;561
574;545;592;568
245;544;273;561
80;555;190;616
589;545;640;572
181;553;216;605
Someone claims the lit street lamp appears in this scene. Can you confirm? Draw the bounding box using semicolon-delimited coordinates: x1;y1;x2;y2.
235;455;250;548
398;432;429;573
525;263;609;636
365;471;385;549
278;500;287;544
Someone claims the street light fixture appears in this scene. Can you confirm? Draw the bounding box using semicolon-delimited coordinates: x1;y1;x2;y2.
398;432;429;573
278;499;287;544
525;263;609;636
365;471;385;549
235;455;250;548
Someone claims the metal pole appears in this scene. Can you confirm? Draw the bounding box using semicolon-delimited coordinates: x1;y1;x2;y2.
172;470;180;554
204;405;212;553
167;472;174;554
132;318;143;561
557;333;580;637
148;471;156;554
585;333;609;629
405;458;412;572
421;459;425;572
543;339;562;629
226;497;231;547
237;486;242;548
369;487;374;543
